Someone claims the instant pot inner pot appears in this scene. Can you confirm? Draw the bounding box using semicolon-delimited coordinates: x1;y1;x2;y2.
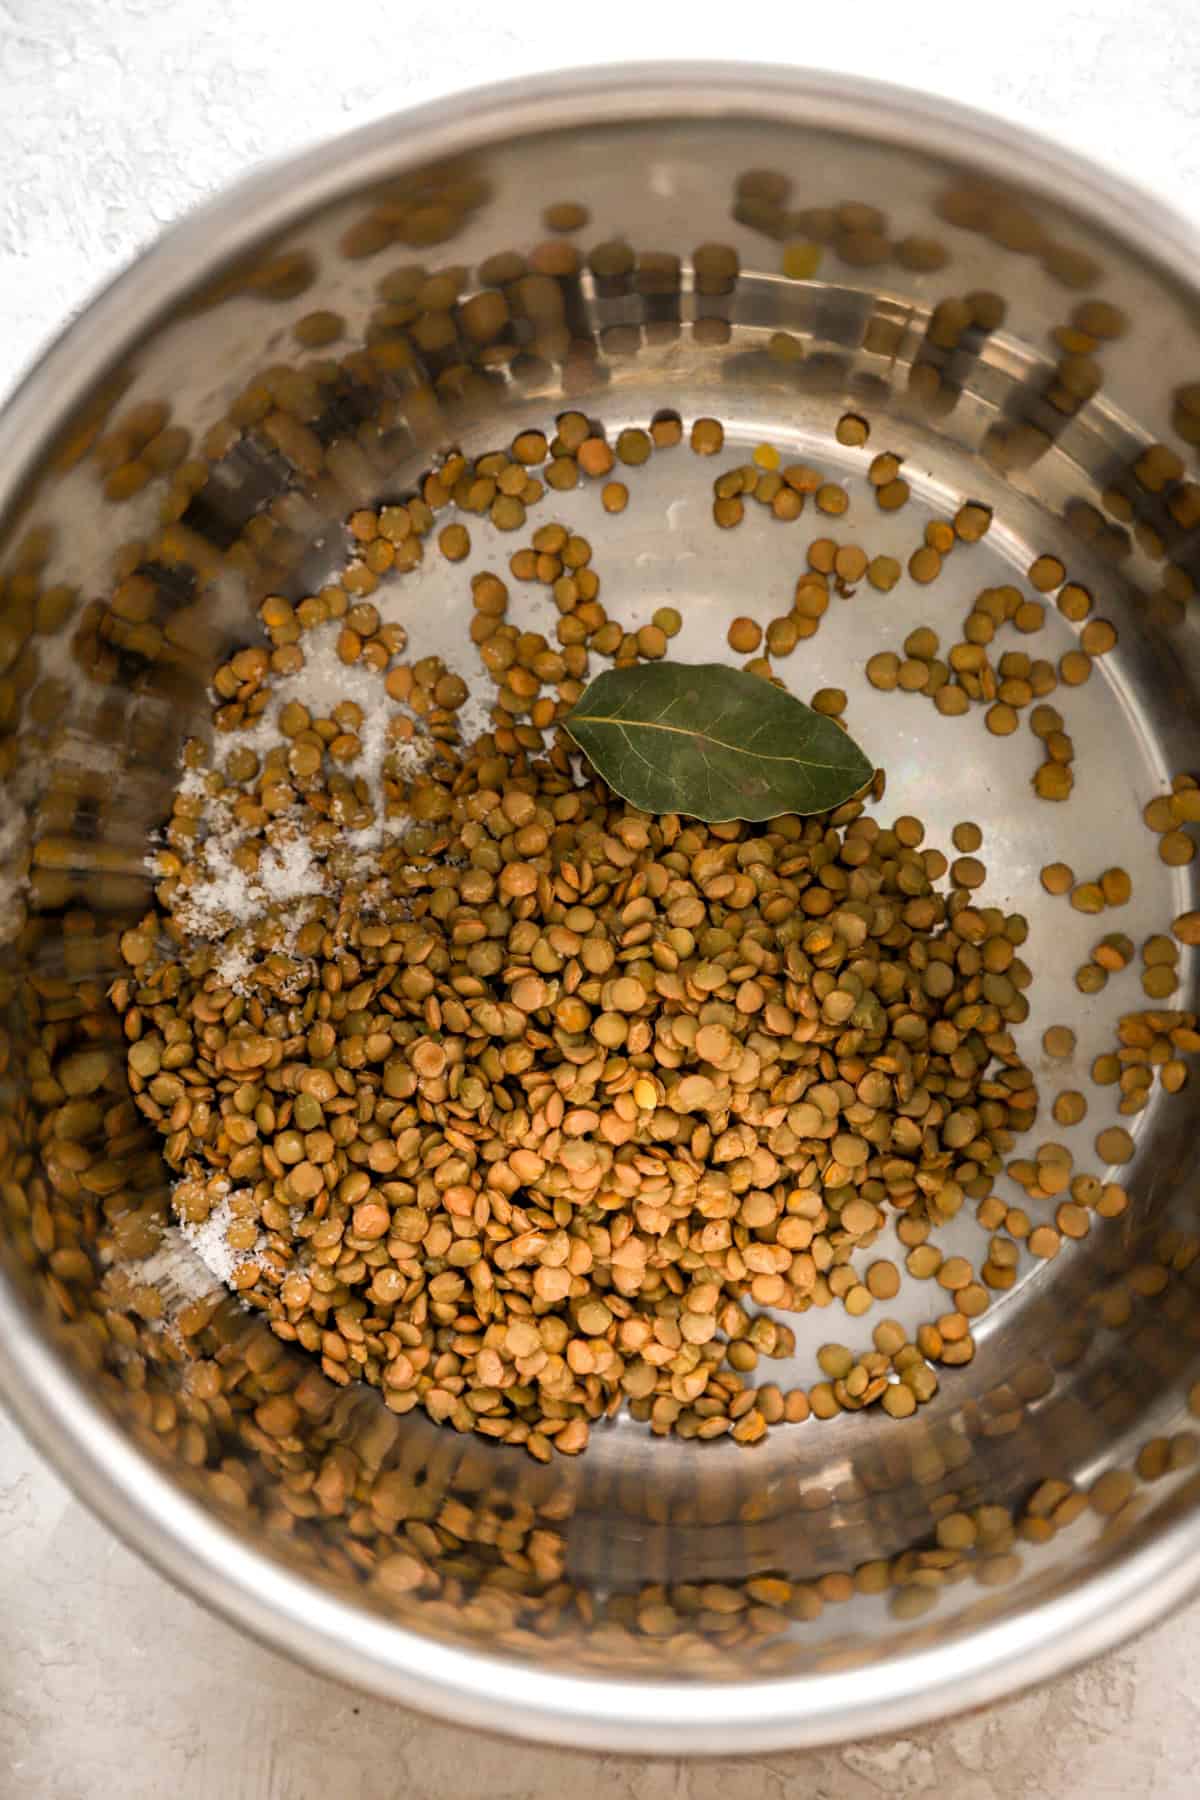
2;90;1200;1709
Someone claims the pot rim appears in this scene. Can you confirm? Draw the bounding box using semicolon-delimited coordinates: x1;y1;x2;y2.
3;61;1199;1754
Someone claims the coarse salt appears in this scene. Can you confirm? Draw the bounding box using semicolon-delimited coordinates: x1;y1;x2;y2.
162;620;445;980
179;1193;266;1288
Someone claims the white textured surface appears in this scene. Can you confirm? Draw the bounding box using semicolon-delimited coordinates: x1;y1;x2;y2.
3;2;1200;1792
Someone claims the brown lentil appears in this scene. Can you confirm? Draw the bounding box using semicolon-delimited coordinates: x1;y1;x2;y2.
1041;862;1074;896
1029;555;1066;592
867;555;901;592
690;418;724;455
877;478;910;511
727;617;762;654
1096;1126;1135;1165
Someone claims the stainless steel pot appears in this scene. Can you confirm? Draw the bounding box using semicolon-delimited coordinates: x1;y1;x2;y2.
2;63;1199;1753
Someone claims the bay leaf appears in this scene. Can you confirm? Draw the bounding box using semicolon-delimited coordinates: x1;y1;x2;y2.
564;662;874;822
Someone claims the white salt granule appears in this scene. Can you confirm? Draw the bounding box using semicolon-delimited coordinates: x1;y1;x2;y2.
171;620;443;934
127;1196;269;1327
179;1192;266;1287
172;803;257;936
258;833;326;904
175;766;209;803
212;942;255;991
454;689;494;749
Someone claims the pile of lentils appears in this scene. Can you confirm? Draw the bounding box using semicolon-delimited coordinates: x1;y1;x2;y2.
120;725;1036;1457
113;503;1049;1462
110;398;1195;1462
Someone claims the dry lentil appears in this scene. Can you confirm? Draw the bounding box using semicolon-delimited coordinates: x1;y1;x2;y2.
834;545;868;584
876;478;910;511
690;418;724;455
835;414;869;447
1096;1126;1135;1165
1029;554;1066;592
866;652;901;690
867;555;901;592
954;503;992;542
1100;867;1132;906
616;428;651;468
1041;862;1074;895
1034;763;1074;802
1160;830;1196;866
727;617;762;654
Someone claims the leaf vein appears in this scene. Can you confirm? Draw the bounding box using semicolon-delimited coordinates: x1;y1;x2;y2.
568;712;858;772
